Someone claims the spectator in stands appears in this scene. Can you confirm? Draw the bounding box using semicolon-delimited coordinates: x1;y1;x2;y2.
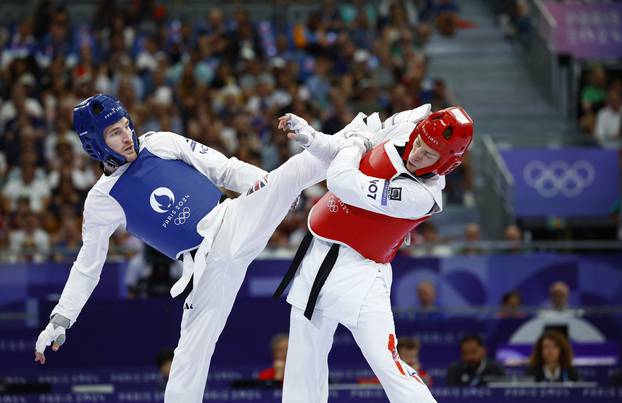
141;88;183;134
136;35;160;76
0;82;43;130
430;78;454;111
306;56;333;110
48;176;86;217
446;334;506;386
551;281;570;310
580;65;607;134
409;221;453;257
526;331;579;383
460;222;483;255
8;211;49;262
504;224;521;241
47;139;96;192
511;0;532;44
434;0;461;37
37;6;78;68
257;333;288;383
503;224;523;254
121;231;156;298
6;197;31;230
357;335;434;387
2;120;46;169
541;281;571;316
43;113;83;165
416;281;439;314
397;337;432;387
444;150;474;207
322;90;354;133
497;290;526;319
593;88;621;146
2;154;50;214
51;215;81;262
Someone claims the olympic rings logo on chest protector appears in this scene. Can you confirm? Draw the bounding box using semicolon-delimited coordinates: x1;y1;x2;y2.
522;160;595;198
327;197;339;213
174;207;191;225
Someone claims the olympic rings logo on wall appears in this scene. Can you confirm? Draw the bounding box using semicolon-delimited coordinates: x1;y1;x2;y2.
522;160;595;198
174;207;191;225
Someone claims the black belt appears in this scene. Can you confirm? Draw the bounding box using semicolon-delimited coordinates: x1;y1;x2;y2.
174;194;226;298
176;248;199;299
273;231;340;320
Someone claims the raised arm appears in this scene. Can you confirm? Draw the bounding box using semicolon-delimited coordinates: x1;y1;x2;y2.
279;104;431;163
143;131;268;194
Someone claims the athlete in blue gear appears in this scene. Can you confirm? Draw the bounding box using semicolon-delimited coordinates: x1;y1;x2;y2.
33;94;370;402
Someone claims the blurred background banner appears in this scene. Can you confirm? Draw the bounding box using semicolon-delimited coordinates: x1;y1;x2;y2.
500;148;619;217
6;254;621;314
545;1;622;59
391;254;622;310
2;255;621;368
0;262;126;307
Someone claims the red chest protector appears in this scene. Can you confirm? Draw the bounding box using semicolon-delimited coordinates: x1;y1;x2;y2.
308;142;430;263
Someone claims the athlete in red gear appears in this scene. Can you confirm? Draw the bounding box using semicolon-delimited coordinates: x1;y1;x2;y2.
275;104;473;403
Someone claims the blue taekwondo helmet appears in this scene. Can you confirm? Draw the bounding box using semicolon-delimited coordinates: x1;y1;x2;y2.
73;94;139;167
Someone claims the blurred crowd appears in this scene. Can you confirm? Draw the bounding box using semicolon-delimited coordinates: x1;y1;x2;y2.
491;1;622;148
0;0;476;264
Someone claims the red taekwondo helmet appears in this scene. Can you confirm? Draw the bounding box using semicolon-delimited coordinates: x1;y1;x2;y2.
401;106;474;177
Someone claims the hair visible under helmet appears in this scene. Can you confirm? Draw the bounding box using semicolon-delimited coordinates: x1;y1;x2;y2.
73;94;139;168
401;106;474;177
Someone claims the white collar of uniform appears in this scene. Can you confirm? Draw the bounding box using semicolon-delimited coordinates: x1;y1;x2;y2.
383;137;445;213
384;131;412;177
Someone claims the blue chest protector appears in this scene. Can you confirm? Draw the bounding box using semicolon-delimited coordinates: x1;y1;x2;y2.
110;148;223;259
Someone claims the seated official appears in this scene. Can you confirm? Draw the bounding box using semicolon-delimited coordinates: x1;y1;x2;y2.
526;331;580;383
446;334;506;386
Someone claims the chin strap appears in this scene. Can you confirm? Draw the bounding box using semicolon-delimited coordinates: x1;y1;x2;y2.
101;161;121;175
